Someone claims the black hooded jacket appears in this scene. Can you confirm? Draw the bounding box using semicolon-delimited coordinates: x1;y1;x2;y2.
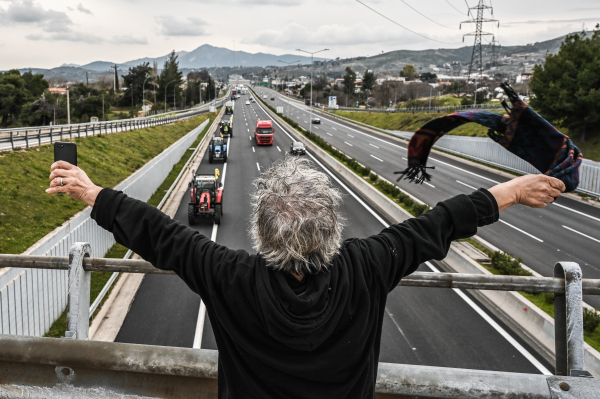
91;187;498;399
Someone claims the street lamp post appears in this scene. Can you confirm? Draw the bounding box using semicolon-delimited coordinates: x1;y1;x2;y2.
474;79;479;108
173;85;177;110
165;80;175;113
278;60;300;118
428;84;433;111
142;75;151;116
66;86;70;125
296;48;328;135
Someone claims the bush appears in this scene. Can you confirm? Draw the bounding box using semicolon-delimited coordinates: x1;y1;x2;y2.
369;173;378;182
362;166;371;176
490;252;532;276
411;203;430;216
584;308;600;334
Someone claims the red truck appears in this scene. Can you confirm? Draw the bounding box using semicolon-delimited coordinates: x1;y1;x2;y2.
255;120;275;145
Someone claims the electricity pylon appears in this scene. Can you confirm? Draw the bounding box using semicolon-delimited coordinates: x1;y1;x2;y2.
460;0;499;80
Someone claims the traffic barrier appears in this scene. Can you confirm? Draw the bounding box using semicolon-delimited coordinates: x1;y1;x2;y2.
0;249;599;397
0;118;211;338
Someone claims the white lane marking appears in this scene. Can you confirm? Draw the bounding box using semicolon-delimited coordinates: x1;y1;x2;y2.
277;146;281;152
256;162;260;171
249;136;252;140
195;144;230;349
425;261;552;375
456;180;477;190
252;147;255;153
424;182;436;188
370;154;384;162
429;156;500;184
370;143;380;149
192;301;206;349
385;307;423;362
247;128;250;132
553;203;600;223
254;93;554;374
562;225;600;243
347;134;354;138
326;132;333;136
344;141;353;147
314;127;319;129
499;220;544;242
332;127;337;130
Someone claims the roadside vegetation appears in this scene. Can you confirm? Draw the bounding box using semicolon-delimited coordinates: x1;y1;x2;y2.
0;113;214;255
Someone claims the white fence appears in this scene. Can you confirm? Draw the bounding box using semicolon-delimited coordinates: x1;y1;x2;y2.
394;132;600;197
0;119;210;337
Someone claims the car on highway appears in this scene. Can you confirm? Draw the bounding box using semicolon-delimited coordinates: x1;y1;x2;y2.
289;141;306;156
263;95;267;99
271;97;275;101
311;118;321;124
245;100;250;105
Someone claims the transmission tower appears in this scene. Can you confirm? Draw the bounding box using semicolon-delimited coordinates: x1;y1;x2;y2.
460;0;498;80
489;36;499;71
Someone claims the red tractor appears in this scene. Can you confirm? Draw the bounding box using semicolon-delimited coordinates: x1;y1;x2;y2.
188;169;223;225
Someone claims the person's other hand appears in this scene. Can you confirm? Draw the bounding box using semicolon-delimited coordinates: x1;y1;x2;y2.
46;161;102;207
488;175;566;212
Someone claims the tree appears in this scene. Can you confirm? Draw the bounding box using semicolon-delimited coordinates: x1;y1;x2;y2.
0;70;28;127
400;65;416;81
158;51;184;109
343;67;356;105
420;72;437;83
529;26;600;142
22;70;49;98
121;62;153;107
362;69;376;92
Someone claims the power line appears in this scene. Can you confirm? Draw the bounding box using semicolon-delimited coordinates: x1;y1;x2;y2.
445;0;467;15
356;0;460;45
398;0;457;29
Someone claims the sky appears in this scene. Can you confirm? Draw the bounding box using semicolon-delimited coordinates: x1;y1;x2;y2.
0;0;598;70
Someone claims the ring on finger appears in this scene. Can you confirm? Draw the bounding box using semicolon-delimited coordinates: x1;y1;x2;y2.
60;177;64;186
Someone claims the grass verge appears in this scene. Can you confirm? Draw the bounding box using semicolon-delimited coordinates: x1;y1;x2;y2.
0;113;214;255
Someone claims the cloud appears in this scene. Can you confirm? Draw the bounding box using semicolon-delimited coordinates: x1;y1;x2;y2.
242;22;430;48
0;0;72;33
111;34;148;45
155;15;209;36
76;3;92;14
26;31;104;44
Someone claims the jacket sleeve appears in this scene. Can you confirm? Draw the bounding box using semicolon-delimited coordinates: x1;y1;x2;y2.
90;188;235;298
361;188;498;292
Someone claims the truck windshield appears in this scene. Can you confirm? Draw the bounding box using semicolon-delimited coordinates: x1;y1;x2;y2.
257;128;273;134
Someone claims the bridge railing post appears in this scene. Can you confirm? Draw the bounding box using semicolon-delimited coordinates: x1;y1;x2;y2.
554;261;593;377
65;242;92;340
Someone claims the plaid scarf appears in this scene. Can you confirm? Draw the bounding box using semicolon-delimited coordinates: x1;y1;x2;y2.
395;83;583;192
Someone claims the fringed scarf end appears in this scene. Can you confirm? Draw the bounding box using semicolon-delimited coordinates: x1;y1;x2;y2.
394;165;435;184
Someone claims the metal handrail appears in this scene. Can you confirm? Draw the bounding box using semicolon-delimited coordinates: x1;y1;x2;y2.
2;254;599;295
0;91;229;151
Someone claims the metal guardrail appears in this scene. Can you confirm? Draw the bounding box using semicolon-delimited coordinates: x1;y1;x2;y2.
0;94;228;152
0;244;598;397
327;103;505;113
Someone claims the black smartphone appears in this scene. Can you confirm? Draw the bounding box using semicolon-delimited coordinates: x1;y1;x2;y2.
54;142;77;166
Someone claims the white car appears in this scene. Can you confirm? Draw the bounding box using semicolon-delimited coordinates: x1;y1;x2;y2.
245;100;250;105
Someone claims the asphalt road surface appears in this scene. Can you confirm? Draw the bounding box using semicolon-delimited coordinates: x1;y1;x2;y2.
256;87;600;310
115;94;553;375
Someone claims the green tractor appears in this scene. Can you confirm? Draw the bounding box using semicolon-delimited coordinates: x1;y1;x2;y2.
219;119;233;138
225;105;234;115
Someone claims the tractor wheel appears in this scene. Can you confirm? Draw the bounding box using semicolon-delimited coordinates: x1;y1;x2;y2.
214;204;222;225
230;130;233;138
223;152;228;162
188;204;196;226
209;152;213;163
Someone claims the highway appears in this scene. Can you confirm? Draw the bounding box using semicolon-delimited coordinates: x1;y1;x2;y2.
114;92;554;375
256;87;600;310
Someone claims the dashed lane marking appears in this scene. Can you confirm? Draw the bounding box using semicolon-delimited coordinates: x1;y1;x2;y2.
370;143;379;149
256;162;260;171
326;133;333;136
344;141;353;147
347;134;354;138
252;147;255;153
499;220;544;242
277;146;281;152
562;225;600;243
370;154;383;162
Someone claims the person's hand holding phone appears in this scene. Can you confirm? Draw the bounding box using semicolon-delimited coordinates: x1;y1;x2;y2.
46;161;102;207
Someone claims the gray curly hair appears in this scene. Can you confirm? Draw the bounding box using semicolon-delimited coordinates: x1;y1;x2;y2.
250;155;345;274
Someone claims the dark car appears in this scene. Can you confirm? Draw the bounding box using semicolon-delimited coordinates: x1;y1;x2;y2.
271;97;275;101
289;141;306;156
311;118;321;124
